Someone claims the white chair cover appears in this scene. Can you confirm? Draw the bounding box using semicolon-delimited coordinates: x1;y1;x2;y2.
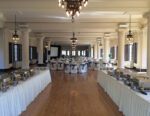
88;61;94;69
94;61;100;70
64;63;71;73
50;62;57;70
79;63;87;73
57;62;64;70
71;63;78;74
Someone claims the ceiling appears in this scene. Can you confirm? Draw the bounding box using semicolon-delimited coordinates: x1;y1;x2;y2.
0;0;150;46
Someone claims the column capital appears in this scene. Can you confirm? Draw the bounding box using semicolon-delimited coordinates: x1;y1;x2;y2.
118;28;128;33
36;33;45;40
20;27;31;33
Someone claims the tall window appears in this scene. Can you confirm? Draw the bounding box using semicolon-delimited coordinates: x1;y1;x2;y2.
129;44;132;61
30;46;37;60
100;49;103;57
67;50;70;56
125;44;130;61
62;50;66;56
91;47;93;58
81;50;86;56
14;44;18;62
30;47;33;60
78;51;81;56
72;51;76;56
132;43;138;63
110;47;115;59
9;42;13;63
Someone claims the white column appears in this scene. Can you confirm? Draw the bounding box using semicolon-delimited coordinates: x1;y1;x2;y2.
136;30;142;69
117;30;125;68
146;14;150;75
37;36;45;64
21;28;31;69
104;38;110;63
94;42;97;59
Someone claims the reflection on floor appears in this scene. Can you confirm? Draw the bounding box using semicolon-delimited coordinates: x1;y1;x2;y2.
20;70;124;116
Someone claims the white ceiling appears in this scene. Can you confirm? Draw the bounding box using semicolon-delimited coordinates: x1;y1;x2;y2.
0;0;150;45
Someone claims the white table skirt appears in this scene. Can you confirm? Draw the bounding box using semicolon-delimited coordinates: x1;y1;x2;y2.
97;71;150;116
0;70;51;116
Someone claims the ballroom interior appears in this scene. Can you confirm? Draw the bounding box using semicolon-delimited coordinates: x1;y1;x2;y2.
0;0;150;116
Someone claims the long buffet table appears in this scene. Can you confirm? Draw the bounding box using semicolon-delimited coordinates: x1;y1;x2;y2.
0;69;51;116
97;71;150;116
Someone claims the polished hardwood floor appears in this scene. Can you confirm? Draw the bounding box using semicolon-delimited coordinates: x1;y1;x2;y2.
21;70;124;116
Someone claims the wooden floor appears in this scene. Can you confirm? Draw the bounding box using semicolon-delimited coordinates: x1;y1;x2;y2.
20;70;124;116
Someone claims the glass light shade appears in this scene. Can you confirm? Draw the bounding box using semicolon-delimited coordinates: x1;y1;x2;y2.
12;33;20;43
127;30;134;44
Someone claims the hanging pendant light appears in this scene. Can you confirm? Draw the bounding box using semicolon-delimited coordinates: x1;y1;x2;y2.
12;14;20;43
45;42;48;48
70;32;77;50
126;15;134;44
58;0;88;17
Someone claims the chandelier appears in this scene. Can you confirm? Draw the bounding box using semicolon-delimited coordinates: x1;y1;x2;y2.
126;15;134;44
58;0;88;17
12;14;20;43
70;32;77;50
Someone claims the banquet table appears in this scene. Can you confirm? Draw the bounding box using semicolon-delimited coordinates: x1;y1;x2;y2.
0;69;51;116
97;70;150;116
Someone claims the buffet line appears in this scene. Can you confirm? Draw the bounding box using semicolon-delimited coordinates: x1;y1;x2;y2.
107;68;149;95
98;67;150;116
0;67;51;116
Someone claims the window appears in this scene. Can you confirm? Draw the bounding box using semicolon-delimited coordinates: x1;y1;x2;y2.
114;46;117;59
14;44;18;62
78;51;80;56
67;50;70;56
129;44;132;61
62;50;66;56
81;50;86;56
29;47;33;60
110;47;115;59
72;51;76;56
132;43;138;63
9;42;13;63
100;49;103;57
29;46;37;60
125;44;129;61
91;47;93;58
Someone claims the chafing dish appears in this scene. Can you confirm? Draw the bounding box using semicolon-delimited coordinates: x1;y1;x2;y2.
0;76;11;92
114;68;134;80
14;70;30;81
107;70;116;76
9;73;21;86
131;76;150;90
29;69;35;76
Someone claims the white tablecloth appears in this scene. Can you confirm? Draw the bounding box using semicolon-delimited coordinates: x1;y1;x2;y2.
97;71;150;116
0;69;51;116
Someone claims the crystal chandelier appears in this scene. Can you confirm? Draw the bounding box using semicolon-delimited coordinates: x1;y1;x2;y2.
12;14;20;43
126;15;134;44
70;32;77;50
58;0;88;17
